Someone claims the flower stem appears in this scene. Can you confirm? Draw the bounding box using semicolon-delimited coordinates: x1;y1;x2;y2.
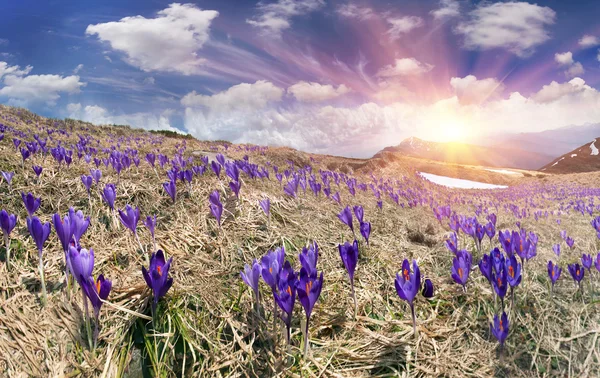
410;304;417;337
4;235;10;271
350;280;357;320
303;316;310;357
82;290;93;349
38;251;47;306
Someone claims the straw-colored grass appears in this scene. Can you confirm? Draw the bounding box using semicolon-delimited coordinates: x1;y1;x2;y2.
0;105;598;377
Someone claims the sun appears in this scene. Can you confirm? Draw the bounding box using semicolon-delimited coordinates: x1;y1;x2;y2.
439;121;468;142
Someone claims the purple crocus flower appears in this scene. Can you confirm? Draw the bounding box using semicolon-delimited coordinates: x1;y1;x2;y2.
596;253;600;273
445;232;458;254
69;208;90;247
209;190;223;227
32;165;43;178
491;263;508;308
102;183;116;211
90;169;102;184
339;240;359;314
353;205;364;224
422;278;434;298
142;250;174;313
69;246;95;286
143;215;157;250
260;247;285;291
566;237;575;250
80;273;112;345
568;263;585;286
52;212;74;278
485;222;496;240
119;204;140;236
299;241;319;277
146;153;156;167
81;175;93;195
259;198;270;216
490;312;509;348
296;263;324;355
552;244;560;257
1;171;14;190
360;221;371;245
274;261;297;344
27;216;51;305
548;260;561;291
241;258;262;307
21;192;41;217
229;180;241;198
498;230;512;255
163;180;176;203
395;259;421;333
451;250;471;291
479;253;493;283
0;210;17;267
211;161;221;178
581;254;592;272
337;206;354;235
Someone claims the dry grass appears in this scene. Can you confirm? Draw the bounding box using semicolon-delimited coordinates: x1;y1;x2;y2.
0;106;598;377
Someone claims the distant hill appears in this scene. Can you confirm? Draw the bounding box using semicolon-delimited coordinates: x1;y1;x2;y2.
378;137;554;170
540;138;600;174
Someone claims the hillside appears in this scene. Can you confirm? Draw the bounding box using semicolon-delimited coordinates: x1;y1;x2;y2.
379;137;554;170
540;138;600;174
0;105;598;377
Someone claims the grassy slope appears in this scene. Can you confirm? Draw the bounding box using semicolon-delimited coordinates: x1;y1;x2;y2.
0;106;598;377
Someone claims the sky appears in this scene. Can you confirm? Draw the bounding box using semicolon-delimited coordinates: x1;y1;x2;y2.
1;0;600;157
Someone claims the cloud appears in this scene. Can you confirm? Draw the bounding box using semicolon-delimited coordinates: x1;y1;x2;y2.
431;0;460;20
0;70;84;105
104;55;112;63
181;80;283;112
376;58;434;77
73;64;84;74
598;49;600;62
66;103;181;133
450;75;505;105
554;52;585;78
532;77;588;103
386;16;423;40
578;35;599;48
86;3;219;75
336;4;375;20
0;39;8;46
0;61;33;80
143;77;155;85
455;2;555;56
554;52;574;66
287;81;350;102
246;0;325;36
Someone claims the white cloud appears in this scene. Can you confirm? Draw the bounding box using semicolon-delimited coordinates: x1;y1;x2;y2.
86;3;219;75
450;75;505;105
376;58;433;77
73;64;84;74
181;80;283;112
554;52;573;66
431;0;460;20
0;61;33;80
578;35;599;48
455;2;555;56
598;49;600;62
337;4;375;20
104;55;112;63
143;77;155;85
0;73;84;105
287;81;350;102
66;103;181;133
386;16;423;40
532;77;588;103
564;62;584;78
0;39;8;46
247;0;324;36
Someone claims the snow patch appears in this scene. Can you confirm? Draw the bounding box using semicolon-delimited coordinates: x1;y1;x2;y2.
591;140;598;156
485;169;521;176
418;172;508;189
571;154;577;157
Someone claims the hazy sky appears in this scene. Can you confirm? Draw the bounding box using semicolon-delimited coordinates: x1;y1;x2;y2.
1;0;600;157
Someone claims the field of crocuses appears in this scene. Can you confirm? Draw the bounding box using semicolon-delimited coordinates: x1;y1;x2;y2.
0;105;598;377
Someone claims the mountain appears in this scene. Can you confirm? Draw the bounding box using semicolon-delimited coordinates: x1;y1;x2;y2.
540;138;600;174
378;137;554;170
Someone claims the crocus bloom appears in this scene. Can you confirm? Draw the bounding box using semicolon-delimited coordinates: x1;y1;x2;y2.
552;244;560;257
259;198;270;215
491;263;508;307
445;232;458;254
479;253;492;283
498;230;512;255
505;254;522;288
566;237;575;249
568;263;585;285
548;260;561;290
102;183;116;211
1;171;14;189
485;222;496;240
69;208;90;247
241;258;262;307
422;278;434;298
21;192;41;217
596;253;600;273
360;221;371;245
353;205;364;224
260;247;285;291
142;250;174;313
211;161;221;178
163;180;176;203
209;190;223;227
451;250;472;291
68;246;95;286
395;259;421;333
81;273;112;347
32;165;43;178
490;312;509;347
337;206;354;235
299;241;319;277
229;180;241;198
81;175;93;195
119;204;140;236
339;240;359;313
581;254;592;272
274;261;297;343
27;216;51;305
296;264;324;355
0;210;17;267
90;169;102;184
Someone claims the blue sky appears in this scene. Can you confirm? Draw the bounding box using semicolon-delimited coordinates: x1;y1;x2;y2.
1;0;600;157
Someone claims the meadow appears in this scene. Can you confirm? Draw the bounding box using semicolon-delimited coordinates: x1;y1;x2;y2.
0;105;598;377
